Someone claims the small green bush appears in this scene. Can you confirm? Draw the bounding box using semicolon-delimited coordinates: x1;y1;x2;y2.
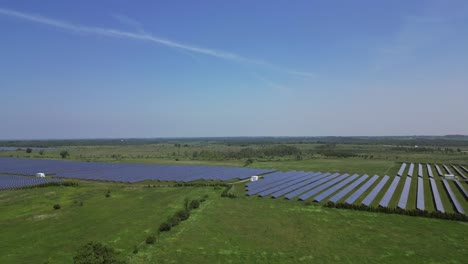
189;200;200;209
159;222;171;232
145;235;156;244
53;204;61;210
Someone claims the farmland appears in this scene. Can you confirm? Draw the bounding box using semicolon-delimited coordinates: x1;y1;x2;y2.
1;137;468;263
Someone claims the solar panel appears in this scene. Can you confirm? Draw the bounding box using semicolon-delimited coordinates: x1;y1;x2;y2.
284;172;337;199
299;173;351;201
0;175;62;190
454;180;468;200
379;176;401;208
434;165;443;176
362;175;390;206
247;171;306;196
313;174;359;202
270;172;324;198
0;157;275;183
345;175;379;204
258;172;316;197
429;178;445;213
397;163;407;176
328;174;368;203
426;164;434;178
397;177;412;209
451;165;467;180
246;171;290;189
443;165;453;175
461;165;468;174
441;179;465;214
416;177;425;210
407;163;414;177
418;164;423;177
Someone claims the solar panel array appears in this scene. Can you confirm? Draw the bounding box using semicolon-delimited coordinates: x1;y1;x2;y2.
246;162;468;215
299;174;351;201
379;176;400;207
313;174;359;202
417;177;425;210
0;157;274;183
0;175;62;190
408;163;415;177
397;177;412;209
430;178;445;213
443;165;453;175
362;175;390;206
345;175;378;204
329;174;369;203
451;165;467;180
397;163;407;176
442;179;465;214
285;173;338;200
435;165;443;176
426;164;434;178
461;166;468;174
454;180;468;200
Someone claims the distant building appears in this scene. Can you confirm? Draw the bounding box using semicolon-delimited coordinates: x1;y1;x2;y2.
36;173;45;178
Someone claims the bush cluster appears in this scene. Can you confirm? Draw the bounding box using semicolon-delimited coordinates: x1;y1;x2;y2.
221;185;237;198
23;181;79;189
158;198;206;233
323;201;468;222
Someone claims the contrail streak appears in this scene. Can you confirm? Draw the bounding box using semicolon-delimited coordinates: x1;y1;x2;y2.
0;7;314;77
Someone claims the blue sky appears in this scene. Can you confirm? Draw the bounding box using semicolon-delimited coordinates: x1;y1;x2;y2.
1;1;468;139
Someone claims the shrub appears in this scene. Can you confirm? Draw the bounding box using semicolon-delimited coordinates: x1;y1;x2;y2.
189;200;200;209
176;209;190;221
105;191;111;198
53;204;61;210
60;150;70;159
73;241;123;264
145;235;156;244
26;148;32;153
159;222;171;232
132;246;139;254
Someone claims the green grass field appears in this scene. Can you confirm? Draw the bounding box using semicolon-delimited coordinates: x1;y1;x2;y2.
132;195;468;264
1;180;468;263
0;181;217;263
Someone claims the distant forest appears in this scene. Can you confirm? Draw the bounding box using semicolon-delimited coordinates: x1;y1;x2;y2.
1;135;468;147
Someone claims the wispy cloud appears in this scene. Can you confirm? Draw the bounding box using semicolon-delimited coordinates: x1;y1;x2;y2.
0;7;314;77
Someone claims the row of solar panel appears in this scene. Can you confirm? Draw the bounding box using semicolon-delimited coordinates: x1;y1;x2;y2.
0;157;275;183
396;163;467;179
0;175;62;190
248;170;468;214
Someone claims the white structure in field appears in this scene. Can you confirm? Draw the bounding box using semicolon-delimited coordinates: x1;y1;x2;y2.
444;174;455;180
250;176;259;182
36;173;45;178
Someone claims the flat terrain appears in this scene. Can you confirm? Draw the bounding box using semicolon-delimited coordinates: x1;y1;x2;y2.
1;137;468;263
0;181;216;263
1;181;468;263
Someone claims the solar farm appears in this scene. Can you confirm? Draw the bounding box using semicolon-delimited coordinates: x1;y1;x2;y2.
1;140;468;264
0;157;274;184
246;163;468;215
0;175;62;190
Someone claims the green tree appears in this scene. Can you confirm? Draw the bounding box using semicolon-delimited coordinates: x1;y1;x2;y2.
26;148;32;153
73;241;124;264
60;150;70;159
